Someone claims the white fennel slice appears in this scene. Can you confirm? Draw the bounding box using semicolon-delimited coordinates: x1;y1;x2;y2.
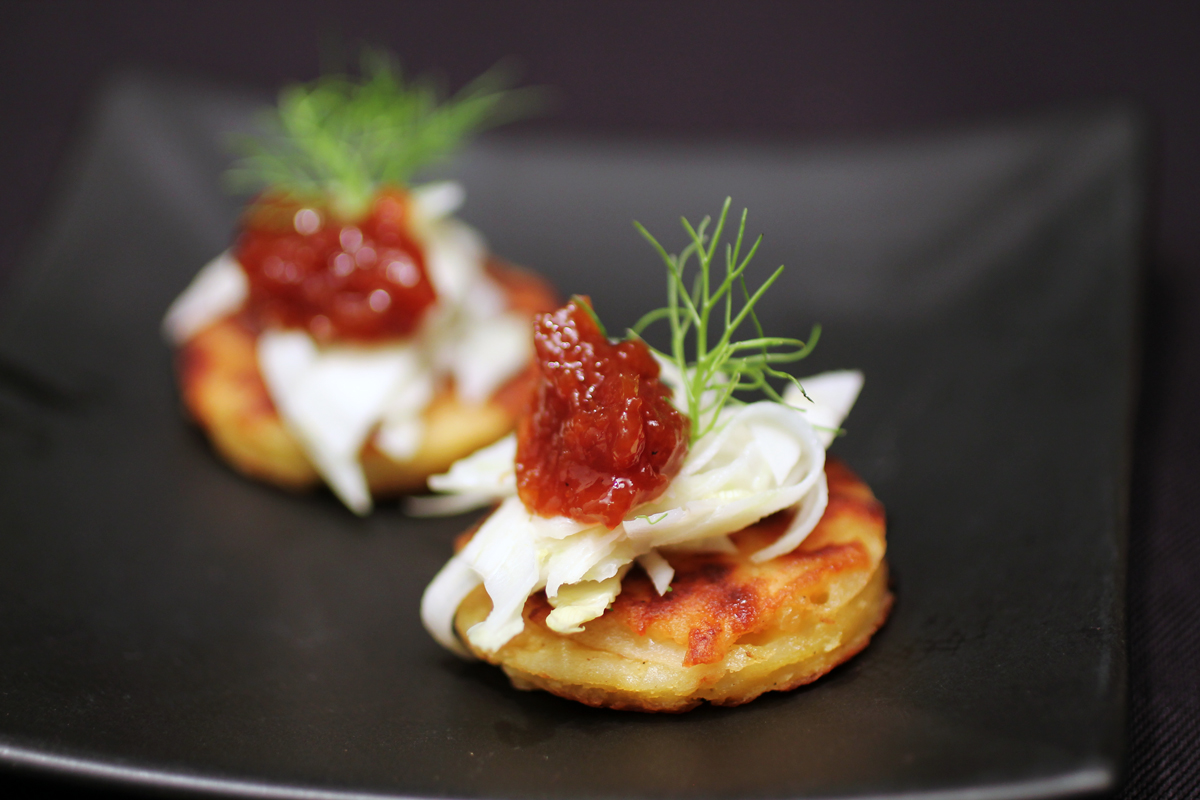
420;370;864;655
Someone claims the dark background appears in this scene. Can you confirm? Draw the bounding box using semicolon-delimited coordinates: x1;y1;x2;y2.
1;2;1196;798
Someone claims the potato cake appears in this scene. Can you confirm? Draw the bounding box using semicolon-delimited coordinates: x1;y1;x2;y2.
453;459;891;712
175;261;557;496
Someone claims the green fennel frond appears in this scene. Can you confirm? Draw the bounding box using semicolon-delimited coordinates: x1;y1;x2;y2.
631;198;820;443
225;49;539;220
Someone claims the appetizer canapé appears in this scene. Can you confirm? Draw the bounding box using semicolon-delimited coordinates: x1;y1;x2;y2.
163;55;556;513
420;200;890;712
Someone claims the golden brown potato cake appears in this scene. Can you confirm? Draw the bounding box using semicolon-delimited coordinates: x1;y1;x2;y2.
454;459;891;712
174;261;558;496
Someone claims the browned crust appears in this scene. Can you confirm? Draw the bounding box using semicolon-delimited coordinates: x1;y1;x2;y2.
175;260;558;496
454;459;892;712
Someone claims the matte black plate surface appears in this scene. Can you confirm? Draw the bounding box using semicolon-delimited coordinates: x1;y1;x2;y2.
0;74;1143;799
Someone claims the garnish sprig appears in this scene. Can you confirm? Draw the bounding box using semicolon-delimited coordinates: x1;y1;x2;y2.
226;50;539;220
632;198;820;443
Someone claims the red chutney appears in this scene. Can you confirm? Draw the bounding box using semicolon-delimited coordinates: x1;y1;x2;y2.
235;188;437;342
516;297;689;529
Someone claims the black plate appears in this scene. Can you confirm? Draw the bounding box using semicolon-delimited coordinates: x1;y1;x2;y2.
0;73;1143;799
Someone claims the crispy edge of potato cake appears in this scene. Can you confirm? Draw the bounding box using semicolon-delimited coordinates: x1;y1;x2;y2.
453;460;891;712
173;260;557;495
